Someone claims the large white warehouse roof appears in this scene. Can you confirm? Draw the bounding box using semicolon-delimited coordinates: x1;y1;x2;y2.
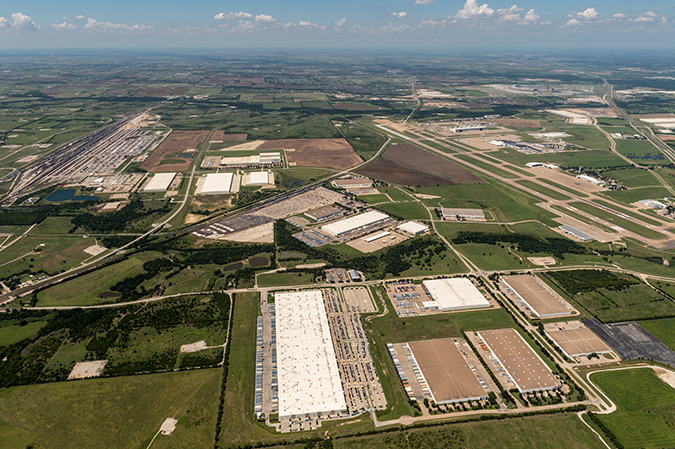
275;290;347;420
423;278;490;311
249;171;270;185
321;211;390;237
144;172;176;192
201;173;234;194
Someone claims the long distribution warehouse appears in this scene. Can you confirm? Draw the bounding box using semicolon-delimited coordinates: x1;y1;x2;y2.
275;290;348;421
321;211;391;238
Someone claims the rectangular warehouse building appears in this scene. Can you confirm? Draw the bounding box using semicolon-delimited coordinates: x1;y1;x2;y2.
545;322;612;358
305;206;344;222
321;211;391;238
333;178;372;189
248;171;271;185
397;221;429;235
201;173;234;194
275;290;348;421
501;274;572;317
442;208;485;220
422;278;490;311
408;338;487;404
144;172;176;192
478;328;561;393
559;225;594;242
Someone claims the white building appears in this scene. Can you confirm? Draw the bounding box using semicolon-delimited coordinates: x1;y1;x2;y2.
576;175;605;186
275;290;348;421
249;171;271;185
144;172;176;192
422;278;490;311
201;173;234;194
397;221;429;235
321;211;391;238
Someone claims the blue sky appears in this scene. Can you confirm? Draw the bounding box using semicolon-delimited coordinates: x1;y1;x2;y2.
0;0;673;49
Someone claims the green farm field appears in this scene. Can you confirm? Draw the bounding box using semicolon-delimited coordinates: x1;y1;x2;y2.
0;369;221;449
592;368;675;449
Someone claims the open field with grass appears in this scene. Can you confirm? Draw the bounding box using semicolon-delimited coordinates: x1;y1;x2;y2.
36;253;159;306
600;187;672;206
639;318;675;351
374;202;430;220
490;148;629;169
569;202;665;240
334;413;607;449
359;194;390;204
457;243;529;270
592;368;675;449
256;271;315;287
546;271;675;322
0;321;47;347
0;369;221;449
602;168;660;188
455;154;519;179
516;180;571;200
591;199;663;226
538;178;589;198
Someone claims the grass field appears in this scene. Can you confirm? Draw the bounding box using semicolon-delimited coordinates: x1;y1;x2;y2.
457;243;529;271
569;201;665;239
455;154;519;179
516;180;571;200
615;139;663;158
374;202;430;220
36;253;159;306
359;194;390;204
334;413;607;449
547;273;675;322
600;187;672;206
592;368;675;449
0;369;221;449
591;199;663;226
491;148;629;169
602;168;660;189
538;178;589;198
0;321;47;347
256;271;315;287
378;187;414;201
550;205;618;234
639;318;675;351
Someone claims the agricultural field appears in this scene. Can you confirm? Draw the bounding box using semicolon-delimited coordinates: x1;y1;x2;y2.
259;138;362;170
602;168;660;188
357;144;482;186
141;130;208;172
592;368;675;449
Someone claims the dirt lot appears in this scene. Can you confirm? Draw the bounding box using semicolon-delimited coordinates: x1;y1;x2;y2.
493;118;541;128
258;138;362;170
211;131;247;141
141;130;209;172
357;144;483;186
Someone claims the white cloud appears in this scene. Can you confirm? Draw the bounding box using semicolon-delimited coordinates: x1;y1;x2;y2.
520;9;541;23
577;8;599;20
82;17;151;32
565;18;581;27
0;17;7;28
413;0;434;4
453;0;495;19
255;14;277;23
299;20;318;27
334;17;347;29
11;12;38;30
613;13;625;18
213;12;252;20
52;21;77;30
498;5;523;21
391;11;408;18
75;15;85;20
418;19;440;27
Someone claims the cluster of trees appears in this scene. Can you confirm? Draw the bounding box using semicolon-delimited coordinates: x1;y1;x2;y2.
547;270;639;295
70;197;170;233
0;294;231;388
451;231;587;258
0;206;56;226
